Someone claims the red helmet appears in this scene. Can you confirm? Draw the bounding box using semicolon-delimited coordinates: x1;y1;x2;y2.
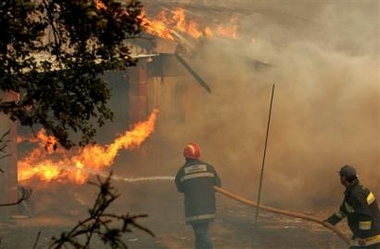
183;142;201;159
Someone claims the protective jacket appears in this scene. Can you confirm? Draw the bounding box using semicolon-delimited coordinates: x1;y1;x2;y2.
175;158;221;224
327;179;380;246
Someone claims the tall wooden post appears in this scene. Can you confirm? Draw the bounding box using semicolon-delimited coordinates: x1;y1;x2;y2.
0;91;19;218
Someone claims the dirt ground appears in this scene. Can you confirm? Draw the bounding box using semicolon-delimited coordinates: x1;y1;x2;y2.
0;181;350;249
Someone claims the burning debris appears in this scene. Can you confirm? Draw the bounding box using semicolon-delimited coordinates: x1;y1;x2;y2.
141;5;239;42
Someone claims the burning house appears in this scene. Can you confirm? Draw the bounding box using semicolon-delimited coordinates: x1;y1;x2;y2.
0;2;224;217
0;1;378;248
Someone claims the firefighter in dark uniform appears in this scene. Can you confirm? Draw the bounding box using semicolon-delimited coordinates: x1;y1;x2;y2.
175;142;221;249
324;165;380;249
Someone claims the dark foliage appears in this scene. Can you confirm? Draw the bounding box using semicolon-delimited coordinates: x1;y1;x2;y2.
0;0;144;149
0;129;11;167
0;186;32;207
48;172;154;249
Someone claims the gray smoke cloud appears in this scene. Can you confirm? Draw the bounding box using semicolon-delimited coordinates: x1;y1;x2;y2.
137;0;380;209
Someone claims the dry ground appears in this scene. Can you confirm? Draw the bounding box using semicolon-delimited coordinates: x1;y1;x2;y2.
0;181;350;249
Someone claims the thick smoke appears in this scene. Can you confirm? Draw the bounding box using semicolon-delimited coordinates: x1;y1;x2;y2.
142;0;379;209
28;1;377;215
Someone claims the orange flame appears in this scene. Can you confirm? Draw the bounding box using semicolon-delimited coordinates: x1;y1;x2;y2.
18;109;159;184
216;16;238;39
96;0;106;10
141;7;239;41
141;10;176;40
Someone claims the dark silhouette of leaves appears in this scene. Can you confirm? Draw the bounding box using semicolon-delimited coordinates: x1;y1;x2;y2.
0;0;144;149
48;172;154;249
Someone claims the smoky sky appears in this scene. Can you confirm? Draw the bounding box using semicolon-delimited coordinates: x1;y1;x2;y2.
135;0;380;209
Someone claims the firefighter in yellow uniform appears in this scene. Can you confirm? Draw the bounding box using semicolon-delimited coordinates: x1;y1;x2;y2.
324;165;380;249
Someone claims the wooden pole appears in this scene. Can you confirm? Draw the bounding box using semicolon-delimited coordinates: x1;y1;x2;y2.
0;91;19;218
254;84;275;224
252;84;275;247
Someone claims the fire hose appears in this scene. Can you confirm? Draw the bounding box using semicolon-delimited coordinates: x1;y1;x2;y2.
213;186;350;245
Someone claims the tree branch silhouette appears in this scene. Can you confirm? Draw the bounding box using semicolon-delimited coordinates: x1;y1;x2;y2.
48;172;154;249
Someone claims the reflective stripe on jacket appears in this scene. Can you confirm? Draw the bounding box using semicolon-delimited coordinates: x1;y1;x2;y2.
327;179;380;240
175;159;221;224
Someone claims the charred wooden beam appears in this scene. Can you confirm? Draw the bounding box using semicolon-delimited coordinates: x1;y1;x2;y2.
174;53;211;93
